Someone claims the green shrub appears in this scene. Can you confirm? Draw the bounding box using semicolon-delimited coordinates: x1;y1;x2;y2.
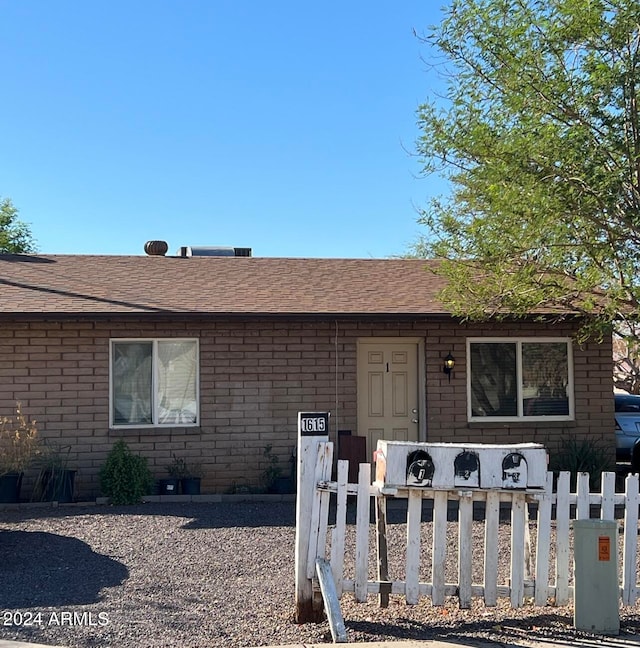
549;435;613;490
99;440;153;505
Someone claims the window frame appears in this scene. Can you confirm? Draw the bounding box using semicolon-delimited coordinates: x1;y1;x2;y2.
109;338;200;429
466;337;574;423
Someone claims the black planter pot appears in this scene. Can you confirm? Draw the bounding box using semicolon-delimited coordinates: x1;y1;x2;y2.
37;469;76;503
180;477;201;495
0;472;23;503
158;478;179;495
272;476;294;494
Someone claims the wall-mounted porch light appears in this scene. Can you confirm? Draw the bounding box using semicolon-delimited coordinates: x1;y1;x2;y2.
443;352;455;382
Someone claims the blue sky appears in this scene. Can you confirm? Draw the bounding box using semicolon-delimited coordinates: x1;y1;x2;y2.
0;1;448;258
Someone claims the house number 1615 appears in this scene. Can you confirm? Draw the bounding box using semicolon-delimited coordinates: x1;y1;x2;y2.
301;418;326;433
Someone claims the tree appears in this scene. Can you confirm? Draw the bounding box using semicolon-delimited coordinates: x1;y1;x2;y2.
0;197;36;253
414;0;640;351
613;326;640;392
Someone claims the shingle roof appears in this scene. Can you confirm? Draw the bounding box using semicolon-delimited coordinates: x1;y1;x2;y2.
0;254;451;316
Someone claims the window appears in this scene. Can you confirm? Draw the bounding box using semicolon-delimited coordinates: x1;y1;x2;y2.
467;338;573;421
110;339;199;427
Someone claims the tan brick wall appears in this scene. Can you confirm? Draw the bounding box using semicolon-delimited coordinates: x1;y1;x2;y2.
0;317;614;499
422;320;615;463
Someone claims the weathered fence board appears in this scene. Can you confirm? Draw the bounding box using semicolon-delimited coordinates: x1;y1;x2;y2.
458;493;473;609
330;460;348;597
576;472;590;520
375;494;390;608
484;490;499;606
306;441;333;580
405;489;422;604
431;490;447;606
622;473;639;605
555;471;570;606
316;558;348;643
534;472;553;606
510;493;526;607
295;426;331;622
601;471;615;521
354;463;370;603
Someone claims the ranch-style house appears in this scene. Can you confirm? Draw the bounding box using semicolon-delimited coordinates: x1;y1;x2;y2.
0;246;614;499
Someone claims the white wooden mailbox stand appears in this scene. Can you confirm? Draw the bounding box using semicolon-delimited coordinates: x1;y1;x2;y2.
295;436;549;643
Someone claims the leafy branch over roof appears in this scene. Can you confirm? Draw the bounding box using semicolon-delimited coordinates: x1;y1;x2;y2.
414;0;640;339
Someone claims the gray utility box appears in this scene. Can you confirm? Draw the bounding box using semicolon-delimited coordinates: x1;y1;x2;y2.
573;519;620;635
374;441;548;492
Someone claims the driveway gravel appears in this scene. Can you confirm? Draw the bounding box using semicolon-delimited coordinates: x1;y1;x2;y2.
0;501;639;647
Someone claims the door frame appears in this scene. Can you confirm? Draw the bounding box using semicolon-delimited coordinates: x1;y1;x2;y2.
356;337;427;444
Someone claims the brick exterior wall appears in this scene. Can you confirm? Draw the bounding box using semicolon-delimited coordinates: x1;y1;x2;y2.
0;317;614;499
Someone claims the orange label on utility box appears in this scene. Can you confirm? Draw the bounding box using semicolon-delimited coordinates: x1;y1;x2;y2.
598;536;611;561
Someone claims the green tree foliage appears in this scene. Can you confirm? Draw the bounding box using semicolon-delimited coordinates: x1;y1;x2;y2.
0;197;36;253
414;0;640;340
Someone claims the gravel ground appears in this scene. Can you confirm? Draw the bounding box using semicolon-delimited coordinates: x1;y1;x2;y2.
0;500;639;648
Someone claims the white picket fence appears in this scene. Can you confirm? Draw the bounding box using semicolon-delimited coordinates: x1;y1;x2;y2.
295;439;640;639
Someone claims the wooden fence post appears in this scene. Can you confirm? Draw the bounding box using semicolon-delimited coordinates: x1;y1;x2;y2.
294;411;330;623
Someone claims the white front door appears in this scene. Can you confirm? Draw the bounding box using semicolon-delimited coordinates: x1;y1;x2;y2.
357;339;421;459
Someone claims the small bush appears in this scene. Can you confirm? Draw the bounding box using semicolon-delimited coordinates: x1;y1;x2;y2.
100;440;153;505
549;435;613;489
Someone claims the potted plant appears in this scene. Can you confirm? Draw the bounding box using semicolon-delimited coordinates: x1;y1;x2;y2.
32;441;76;503
261;444;293;494
0;403;40;503
165;454;202;495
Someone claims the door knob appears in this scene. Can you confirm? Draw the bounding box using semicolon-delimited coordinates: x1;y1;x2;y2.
412;418;419;424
